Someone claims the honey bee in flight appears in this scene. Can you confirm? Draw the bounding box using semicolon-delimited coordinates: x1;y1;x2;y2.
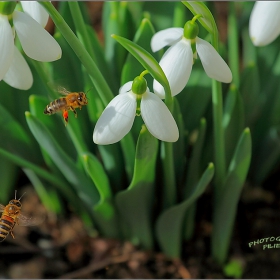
0;191;43;242
44;87;88;126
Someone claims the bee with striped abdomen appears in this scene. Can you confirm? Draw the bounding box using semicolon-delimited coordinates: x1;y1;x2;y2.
44;87;88;126
0;191;43;242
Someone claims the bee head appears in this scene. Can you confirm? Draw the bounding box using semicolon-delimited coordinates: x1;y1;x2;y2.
8;199;22;208
78;92;88;105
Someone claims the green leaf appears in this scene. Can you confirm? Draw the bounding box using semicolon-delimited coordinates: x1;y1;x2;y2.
0;103;38;163
121;17;156;87
23;168;62;214
112;34;172;106
182;1;217;35
156;163;214;258
25;112;99;208
223;86;244;168
250;126;280;184
115;125;158;249
176;66;211;133
0;157;18;203
183;118;207;240
212;128;251;265
82;152;119;238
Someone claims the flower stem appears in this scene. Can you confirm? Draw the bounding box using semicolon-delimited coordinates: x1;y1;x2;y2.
40;1;114;106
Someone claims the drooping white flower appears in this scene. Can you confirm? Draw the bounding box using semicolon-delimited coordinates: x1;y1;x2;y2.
151;22;232;98
249;1;280;47
0;1;61;90
93;79;179;145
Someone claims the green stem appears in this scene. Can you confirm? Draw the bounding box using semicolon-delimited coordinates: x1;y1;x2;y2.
40;1;114;106
210;17;226;192
228;2;240;88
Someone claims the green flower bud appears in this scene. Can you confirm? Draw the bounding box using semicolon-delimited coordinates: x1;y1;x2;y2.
132;76;147;95
0;2;17;15
183;20;199;40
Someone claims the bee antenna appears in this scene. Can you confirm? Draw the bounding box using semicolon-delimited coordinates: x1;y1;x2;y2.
86;87;94;94
18;192;26;201
15;190;17;199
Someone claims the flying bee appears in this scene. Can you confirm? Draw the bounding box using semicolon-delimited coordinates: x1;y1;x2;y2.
44;87;88;126
0;191;44;242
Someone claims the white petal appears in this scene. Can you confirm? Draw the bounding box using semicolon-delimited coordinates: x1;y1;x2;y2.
3;47;33;90
151;27;183;52
249;1;280;46
13;11;61;62
0;15;14;80
153;38;193;98
93;92;137;145
196;37;232;83
119;81;133;94
141;91;179;142
21;1;49;27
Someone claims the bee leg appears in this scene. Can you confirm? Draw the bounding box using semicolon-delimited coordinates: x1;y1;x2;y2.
63;110;69;126
71;107;78;118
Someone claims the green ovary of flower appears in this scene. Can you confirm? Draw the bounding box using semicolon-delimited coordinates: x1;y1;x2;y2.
132;76;147;95
0;2;16;15
183;20;199;40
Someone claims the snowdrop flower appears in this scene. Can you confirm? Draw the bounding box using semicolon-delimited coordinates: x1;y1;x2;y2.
151;16;232;98
249;1;280;46
93;74;179;145
0;1;61;90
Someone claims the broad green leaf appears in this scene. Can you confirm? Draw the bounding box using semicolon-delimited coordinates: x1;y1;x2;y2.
223;86;244;168
25;112;99;208
82;152;112;201
82;152;119;238
0;148;75;202
176;66;211;132
156;163;214;258
86;25;118;93
121;18;156;87
184;118;207;198
250;126;280;184
0;103;38;163
112;34;172;104
115;125;158;249
240;64;261;126
102;2;126;81
0;157;18;203
183;118;207;240
212;128;251;265
182;1;217;35
24;168;62;214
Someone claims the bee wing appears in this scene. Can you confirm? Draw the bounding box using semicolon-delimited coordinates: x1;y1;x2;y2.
57;86;70;96
0;204;5;212
17;212;45;227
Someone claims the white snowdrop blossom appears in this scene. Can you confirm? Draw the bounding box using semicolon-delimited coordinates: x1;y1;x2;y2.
151;20;232;98
0;1;61;90
249;1;280;47
93;79;179;145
